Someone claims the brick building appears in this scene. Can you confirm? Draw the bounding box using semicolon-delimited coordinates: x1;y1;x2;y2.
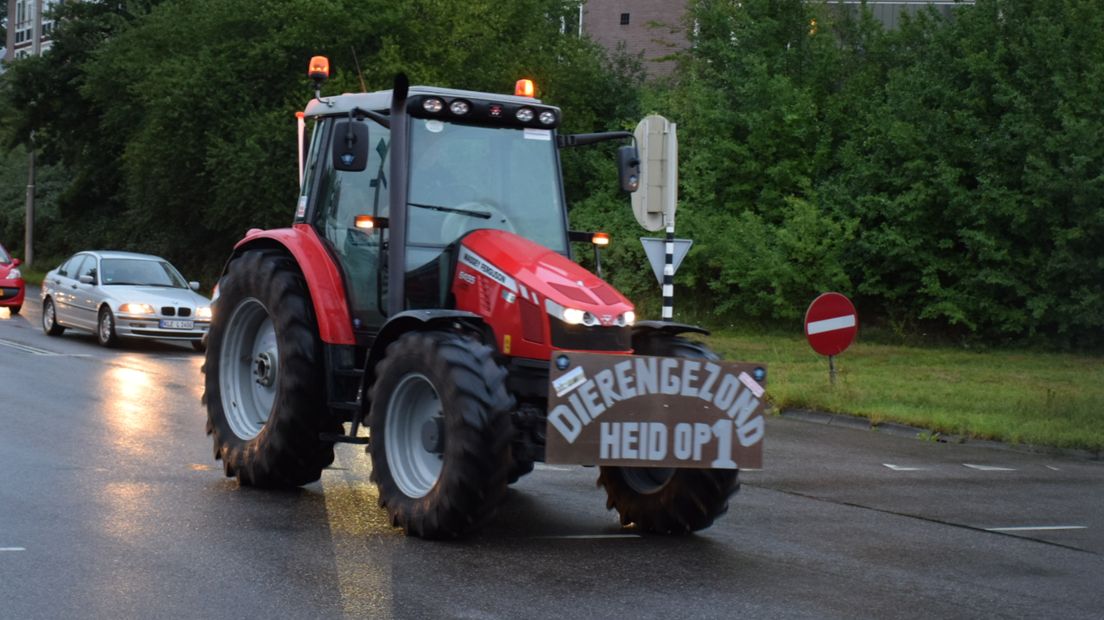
581;1;976;79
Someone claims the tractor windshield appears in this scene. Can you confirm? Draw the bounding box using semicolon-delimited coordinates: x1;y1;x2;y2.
407;118;567;255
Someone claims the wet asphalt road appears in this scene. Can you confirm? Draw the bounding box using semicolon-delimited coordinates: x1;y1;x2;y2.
2;289;1102;619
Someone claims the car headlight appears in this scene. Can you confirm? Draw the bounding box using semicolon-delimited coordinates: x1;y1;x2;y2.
119;303;155;314
617;311;636;327
7;268;21;279
196;306;212;320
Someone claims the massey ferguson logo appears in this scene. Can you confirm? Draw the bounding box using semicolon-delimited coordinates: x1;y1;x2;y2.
601;314;613;325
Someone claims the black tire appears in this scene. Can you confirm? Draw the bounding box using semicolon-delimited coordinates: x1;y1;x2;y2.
507;458;534;484
42;298;65;336
97;306;119;347
10;305;20;315
202;249;340;488
369;331;514;538
597;334;740;534
191;339;206;353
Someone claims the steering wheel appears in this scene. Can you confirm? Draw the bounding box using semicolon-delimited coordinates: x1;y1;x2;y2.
440;201;517;242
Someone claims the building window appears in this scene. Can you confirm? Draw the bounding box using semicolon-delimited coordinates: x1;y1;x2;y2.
620;12;630;26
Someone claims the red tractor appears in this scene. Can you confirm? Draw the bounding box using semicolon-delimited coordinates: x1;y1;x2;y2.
203;58;748;538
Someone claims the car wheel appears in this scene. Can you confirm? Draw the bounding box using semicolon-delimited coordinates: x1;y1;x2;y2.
202;249;341;487
42;298;65;336
97;307;119;348
191;339;206;353
369;331;514;538
597;334;740;534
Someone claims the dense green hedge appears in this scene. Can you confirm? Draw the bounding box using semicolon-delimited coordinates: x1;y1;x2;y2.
1;0;1101;348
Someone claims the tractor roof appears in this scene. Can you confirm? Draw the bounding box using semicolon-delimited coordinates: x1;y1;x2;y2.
303;86;551;119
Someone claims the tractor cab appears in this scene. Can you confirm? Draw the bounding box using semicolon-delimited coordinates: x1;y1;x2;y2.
295;67;634;350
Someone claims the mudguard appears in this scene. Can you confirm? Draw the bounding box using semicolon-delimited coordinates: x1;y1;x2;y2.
229;224;355;345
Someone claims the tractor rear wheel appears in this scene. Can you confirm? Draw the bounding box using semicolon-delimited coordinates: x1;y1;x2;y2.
369;331;513;538
202;249;339;488
597;334;740;534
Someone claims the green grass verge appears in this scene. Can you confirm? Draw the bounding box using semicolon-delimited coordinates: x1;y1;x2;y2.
705;330;1104;451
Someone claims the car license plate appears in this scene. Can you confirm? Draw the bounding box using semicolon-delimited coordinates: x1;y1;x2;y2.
160;319;194;330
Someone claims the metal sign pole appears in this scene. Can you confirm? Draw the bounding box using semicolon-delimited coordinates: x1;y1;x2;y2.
828;355;837;385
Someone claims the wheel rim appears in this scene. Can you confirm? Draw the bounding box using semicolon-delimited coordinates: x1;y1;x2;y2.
385;373;444;499
219;298;278;440
99;311;113;343
43;301;55;330
622;467;676;495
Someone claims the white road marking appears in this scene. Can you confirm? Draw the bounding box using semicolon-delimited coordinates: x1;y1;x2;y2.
534;463;574;472
963;464;1017;471
884;463;927;471
1046;465;1061;471
0;547;26;551
0;339;91;357
806;315;856;335
985;526;1087;532
539;534;640;540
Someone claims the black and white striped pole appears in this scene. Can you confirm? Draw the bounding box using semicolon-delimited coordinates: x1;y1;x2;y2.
662;219;675;321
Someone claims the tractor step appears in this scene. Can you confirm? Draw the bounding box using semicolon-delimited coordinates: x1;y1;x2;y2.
320;432;370;445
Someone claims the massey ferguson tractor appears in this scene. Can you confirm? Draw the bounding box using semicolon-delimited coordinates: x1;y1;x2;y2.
202;57;766;538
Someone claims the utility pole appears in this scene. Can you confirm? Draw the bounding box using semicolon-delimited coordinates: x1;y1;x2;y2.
24;0;44;267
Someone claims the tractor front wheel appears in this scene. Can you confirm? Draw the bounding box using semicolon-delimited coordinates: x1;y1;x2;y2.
369;331;513;538
202;249;339;488
597;334;740;534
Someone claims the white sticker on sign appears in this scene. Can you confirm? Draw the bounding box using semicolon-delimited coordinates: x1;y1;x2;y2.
552;366;586;397
524;128;552;141
738;372;764;398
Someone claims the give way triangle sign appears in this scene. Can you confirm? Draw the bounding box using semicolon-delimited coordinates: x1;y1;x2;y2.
639;237;693;286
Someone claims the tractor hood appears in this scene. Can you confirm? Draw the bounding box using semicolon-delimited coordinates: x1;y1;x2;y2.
452;229;634;360
458;229;633;322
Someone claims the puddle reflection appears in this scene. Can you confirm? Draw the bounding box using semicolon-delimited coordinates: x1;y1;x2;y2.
102;364;159;457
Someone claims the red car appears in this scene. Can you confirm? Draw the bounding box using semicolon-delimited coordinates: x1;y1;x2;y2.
0;242;26;315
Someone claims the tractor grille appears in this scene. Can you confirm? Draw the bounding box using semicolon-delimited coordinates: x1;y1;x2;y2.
549;318;630;351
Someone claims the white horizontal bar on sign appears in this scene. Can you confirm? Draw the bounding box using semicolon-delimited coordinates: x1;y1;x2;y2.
806;315;856;335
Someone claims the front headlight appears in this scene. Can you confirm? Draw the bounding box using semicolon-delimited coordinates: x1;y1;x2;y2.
546;299;600;327
7;268;21;280
119;303;155;314
562;307;586;325
617;311;636;327
196;306;212;320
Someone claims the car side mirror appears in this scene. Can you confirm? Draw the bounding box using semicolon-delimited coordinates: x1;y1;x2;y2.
332;120;369;172
11;258;21;268
79;275;95;285
618;145;640;193
189;281;200;291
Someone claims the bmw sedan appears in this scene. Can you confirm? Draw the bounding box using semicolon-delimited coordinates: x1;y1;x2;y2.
0;242;25;315
41;251;212;350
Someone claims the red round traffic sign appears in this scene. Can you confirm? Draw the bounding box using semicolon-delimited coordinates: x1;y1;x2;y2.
804;292;858;356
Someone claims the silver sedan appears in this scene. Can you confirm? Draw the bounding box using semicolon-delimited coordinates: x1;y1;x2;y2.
40;250;212;350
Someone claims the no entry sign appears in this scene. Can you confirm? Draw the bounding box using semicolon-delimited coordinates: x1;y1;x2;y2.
804;293;858;356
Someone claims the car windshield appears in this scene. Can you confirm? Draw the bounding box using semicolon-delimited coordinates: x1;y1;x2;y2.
407;119;568;253
0;245;10;264
100;258;188;287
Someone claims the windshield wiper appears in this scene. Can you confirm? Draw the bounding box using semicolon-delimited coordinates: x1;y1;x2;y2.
408;202;490;219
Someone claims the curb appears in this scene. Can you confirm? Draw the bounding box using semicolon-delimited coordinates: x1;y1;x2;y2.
778;408;1103;462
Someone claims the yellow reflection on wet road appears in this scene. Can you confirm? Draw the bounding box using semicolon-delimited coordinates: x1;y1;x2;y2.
102;363;158;457
320;447;398;617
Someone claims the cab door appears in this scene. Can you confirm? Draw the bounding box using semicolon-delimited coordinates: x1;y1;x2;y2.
312;118;392;335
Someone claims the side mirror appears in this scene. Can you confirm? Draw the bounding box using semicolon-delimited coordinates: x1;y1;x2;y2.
332;120;369;172
79;275;95;285
11;258;21;268
617;145;640;193
189;281;200;291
